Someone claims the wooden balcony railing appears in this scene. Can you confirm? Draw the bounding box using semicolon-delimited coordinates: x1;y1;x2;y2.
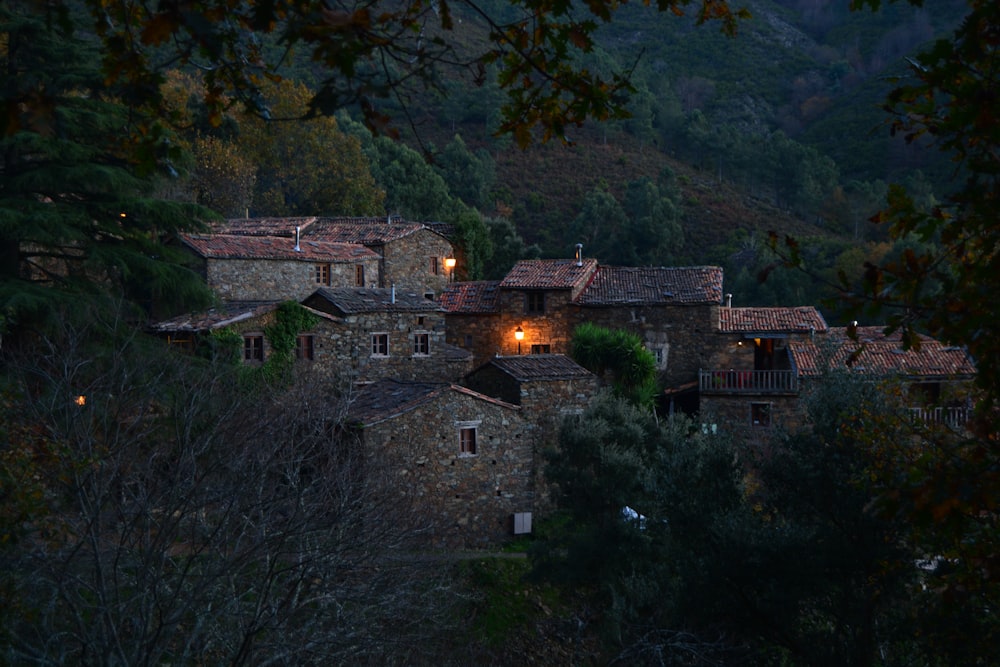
699;369;798;394
907;406;971;428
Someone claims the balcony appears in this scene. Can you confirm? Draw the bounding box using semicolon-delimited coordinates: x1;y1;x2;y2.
699;369;798;395
907;406;971;429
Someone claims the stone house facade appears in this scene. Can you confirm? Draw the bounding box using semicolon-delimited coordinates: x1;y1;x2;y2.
697;305;829;438
441;257;726;388
346;379;533;548
302;287;471;383
181;233;380;302
462;354;598;511
210;216;456;297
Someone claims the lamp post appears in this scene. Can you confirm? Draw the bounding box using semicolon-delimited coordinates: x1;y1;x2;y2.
444;256;456;282
514;326;524;355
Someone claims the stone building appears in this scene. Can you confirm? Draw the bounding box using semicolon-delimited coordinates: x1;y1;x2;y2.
346;379;533;548
441;254;725;388
147;300;342;373
462;354;598;510
697;305;829;438
181;233;379;302
789;325;976;426
570;265;724;388
212;215;456;297
302;287;471;383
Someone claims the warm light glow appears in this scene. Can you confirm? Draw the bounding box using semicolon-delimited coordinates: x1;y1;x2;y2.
514;326;524;341
737;340;744;346
444;257;456;269
119;212;127;218
75;395;86;406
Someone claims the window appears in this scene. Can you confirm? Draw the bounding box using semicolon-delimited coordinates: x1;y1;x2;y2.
463;334;473;348
751;402;772;427
243;334;264;362
460;427;477;455
530;344;551;354
371;333;389;356
525;291;545;314
315;263;331;285
295;334;315;360
649;346;665;367
167;334;195;352
355;264;365;286
413;332;430;356
430;257;439;275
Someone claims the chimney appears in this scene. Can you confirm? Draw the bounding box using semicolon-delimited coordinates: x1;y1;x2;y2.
725;293;732;308
294;226;301;252
575;243;583;267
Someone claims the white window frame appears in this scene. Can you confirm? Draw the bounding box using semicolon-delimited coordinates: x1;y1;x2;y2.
456;420;481;457
413;332;430;356
371;332;390;357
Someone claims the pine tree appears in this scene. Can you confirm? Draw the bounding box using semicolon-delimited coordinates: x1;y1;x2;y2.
0;1;213;332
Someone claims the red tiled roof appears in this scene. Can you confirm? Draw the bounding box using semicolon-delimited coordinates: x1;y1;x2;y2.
790;326;976;378
476;354;595;381
500;258;598;290
182;234;377;262
348;379;518;426
575;266;724;306
720;306;828;333
439;281;501;314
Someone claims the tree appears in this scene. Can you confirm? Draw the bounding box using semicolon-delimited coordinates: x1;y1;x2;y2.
0;3;214;329
569;322;658;409
53;0;746;150
0;306;459;664
569;185;629;264
231;79;384;217
484;216;541;280
621;176;684;266
433;135;496;210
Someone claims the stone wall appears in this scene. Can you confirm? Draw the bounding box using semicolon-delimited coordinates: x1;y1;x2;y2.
574;304;720;388
206;257;379;302
360;391;533;548
308;310;470;383
699;393;806;444
444;313;502;368
498;290;577;357
381;229;453;295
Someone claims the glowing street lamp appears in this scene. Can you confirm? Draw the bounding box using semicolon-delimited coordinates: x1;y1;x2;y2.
514;325;524;355
444;256;456;281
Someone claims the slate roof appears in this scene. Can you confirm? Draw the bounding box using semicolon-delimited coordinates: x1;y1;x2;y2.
306;222;426;245
305;287;444;315
472;354;594;382
439;281;502;314
348;379;517;427
575;265;724;306
149;301;336;333
500;258;599;290
212;217;319;236
789;326;976;379
720;306;828;334
182;234;378;262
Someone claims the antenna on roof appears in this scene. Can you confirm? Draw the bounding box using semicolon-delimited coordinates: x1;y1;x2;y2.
575;243;583;267
294;226;301;252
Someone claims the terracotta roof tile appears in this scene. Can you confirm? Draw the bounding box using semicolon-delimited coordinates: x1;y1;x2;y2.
720;306;828;333
182;234;378;262
439;281;502;314
306;222;425;245
575;265;723;305
475;354;594;381
500;258;598;290
789;326;976;378
305;287;443;315
348;379;517;426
